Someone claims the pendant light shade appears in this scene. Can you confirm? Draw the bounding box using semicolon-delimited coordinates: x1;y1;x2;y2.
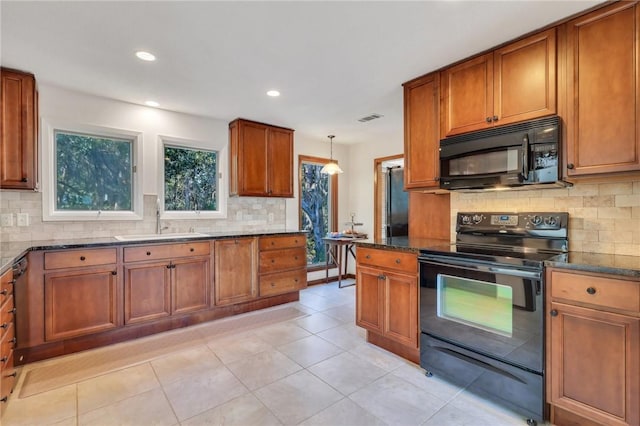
320;135;343;175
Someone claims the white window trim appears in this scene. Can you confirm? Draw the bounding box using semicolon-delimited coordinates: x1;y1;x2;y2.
41;118;144;221
158;135;227;220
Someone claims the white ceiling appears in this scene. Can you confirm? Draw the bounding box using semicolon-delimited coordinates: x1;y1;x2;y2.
1;1;600;146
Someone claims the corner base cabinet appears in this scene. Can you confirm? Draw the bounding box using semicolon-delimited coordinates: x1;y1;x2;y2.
546;267;640;426
356;246;418;362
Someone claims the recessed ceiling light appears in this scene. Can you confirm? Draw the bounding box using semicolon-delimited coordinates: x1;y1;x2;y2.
135;51;156;61
145;100;159;107
266;90;280;97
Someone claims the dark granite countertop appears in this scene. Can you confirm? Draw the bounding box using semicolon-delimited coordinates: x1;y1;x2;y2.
353;237;640;279
0;230;306;274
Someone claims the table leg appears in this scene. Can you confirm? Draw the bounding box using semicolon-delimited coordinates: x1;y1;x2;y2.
325;242;330;284
339;243;356;288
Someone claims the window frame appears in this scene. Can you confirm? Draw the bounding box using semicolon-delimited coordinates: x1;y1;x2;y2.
298;155;338;270
42;118;144;221
158;135;227;220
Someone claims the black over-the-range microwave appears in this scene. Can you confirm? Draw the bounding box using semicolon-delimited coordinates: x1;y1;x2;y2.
439;116;570;191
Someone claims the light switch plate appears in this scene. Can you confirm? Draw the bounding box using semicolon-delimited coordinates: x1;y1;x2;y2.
17;212;29;227
1;214;13;227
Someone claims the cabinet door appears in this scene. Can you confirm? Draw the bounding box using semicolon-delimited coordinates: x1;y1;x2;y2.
548;302;640;426
384;270;418;348
404;73;440;189
356;265;384;333
238;121;269;196
172;257;210;315
0;69;37;189
214;238;257;305
44;267;120;341
267;127;293;197
564;2;640;176
494;28;556;126
123;262;171;324
441;53;493;137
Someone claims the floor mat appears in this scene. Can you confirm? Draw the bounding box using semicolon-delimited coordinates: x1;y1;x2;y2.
19;306;305;398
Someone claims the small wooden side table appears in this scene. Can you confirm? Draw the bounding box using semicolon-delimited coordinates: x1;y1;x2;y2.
322;237;361;288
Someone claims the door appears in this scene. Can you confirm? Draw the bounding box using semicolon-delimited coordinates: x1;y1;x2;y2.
267;127;293;197
355;265;384;333
563;2;640;176
239;121;269;195
124;262;171;324
172;257;210;315
548;302;640;425
214;238;257;305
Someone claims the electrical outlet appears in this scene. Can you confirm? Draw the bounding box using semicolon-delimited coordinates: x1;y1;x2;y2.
17;212;29;227
1;214;13;227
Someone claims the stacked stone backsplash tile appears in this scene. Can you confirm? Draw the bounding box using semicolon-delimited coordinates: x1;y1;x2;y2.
450;180;640;256
0;193;286;243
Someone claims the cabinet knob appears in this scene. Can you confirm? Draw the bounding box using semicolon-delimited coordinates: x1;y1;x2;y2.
111;271;117;276
586;287;597;295
271;241;275;245
0;290;7;296
10;337;16;345
493;115;499;122
80;256;86;261
0;323;7;329
550;309;558;317
271;283;275;287
0;357;6;363
7;372;17;378
365;255;371;259
294;256;298;260
146;251;151;256
486;117;492;123
0;396;7;403
378;274;386;280
10;308;16;314
395;259;401;264
567;163;575;170
294;278;299;283
294;239;298;244
10;279;16;285
271;259;275;263
190;248;194;252
166;264;172;269
21;178;28;182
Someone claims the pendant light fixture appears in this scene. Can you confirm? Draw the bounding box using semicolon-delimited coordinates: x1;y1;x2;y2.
320;135;344;175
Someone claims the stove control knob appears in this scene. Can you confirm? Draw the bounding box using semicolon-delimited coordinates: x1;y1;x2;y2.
472;214;483;224
461;215;471;225
530;215;543;226
544;216;558;227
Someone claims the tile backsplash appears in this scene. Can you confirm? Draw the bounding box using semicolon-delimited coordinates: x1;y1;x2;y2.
450;180;640;256
0;193;287;243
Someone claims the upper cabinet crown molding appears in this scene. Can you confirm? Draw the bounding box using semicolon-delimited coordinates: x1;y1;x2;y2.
440;28;557;138
229;118;294;198
0;68;38;190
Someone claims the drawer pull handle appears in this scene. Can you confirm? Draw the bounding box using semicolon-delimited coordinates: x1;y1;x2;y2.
111;271;117;276
190;248;194;252
10;279;16;285
0;356;7;363
395;259;401;264
365;255;371;259
10;337;16;345
0;323;7;329
166;264;172;269
80;256;86;261
0;396;7;403
271;241;275;245
586;287;596;295
271;260;275;263
146;251;151;256
378;275;386;280
493;115;499;122
486;117;492;123
294;239;298;243
550;310;558;317
10;308;16;314
294;256;298;260
271;283;275;287
0;290;7;296
8;372;17;378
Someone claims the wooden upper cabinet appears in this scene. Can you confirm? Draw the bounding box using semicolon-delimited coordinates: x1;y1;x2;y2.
441;28;556;138
403;72;440;189
0;68;38;190
562;2;640;177
229;118;294;197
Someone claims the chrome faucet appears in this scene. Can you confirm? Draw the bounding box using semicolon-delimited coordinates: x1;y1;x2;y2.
156;207;161;234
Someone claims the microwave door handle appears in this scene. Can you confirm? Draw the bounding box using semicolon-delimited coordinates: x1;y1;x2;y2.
521;134;529;181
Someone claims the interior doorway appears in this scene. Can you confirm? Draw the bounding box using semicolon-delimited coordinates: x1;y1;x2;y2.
373;154;407;241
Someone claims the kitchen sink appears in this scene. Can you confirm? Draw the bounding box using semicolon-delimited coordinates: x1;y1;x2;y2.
114;232;209;241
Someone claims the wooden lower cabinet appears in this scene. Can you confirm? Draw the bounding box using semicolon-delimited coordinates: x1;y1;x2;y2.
44;266;121;341
547;268;640;426
0;268;15;417
258;235;307;297
356;247;418;362
214;238;258;305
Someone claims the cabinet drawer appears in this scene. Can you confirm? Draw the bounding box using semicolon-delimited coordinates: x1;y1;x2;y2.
45;248;117;269
124;241;210;262
1;351;16;410
260;268;306;297
357;247;417;274
550;270;640;313
0;270;12;305
259;235;305;251
259;247;306;273
0;295;14;334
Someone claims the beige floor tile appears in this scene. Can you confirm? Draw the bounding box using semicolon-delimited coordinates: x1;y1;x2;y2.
298;292;347;311
162;365;248;421
349;374;447;425
181;393;282;426
226;349;302;390
444;389;531;425
2;384;76;426
293;312;343;333
348;342;407;372
277;335;344;368
316;323;366;351
308;351;387;395
298;398;388;426
206;332;273;364
391;363;464;402
253;322;312;346
50;416;77;426
254;370;343;425
150;344;222;386
77;363;159;413
322;304;356;323
78;388;177;426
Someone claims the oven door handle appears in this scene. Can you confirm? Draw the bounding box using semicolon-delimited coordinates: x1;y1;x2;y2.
420;257;541;280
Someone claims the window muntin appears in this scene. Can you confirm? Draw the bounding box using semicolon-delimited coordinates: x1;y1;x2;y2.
163;145;218;212
55;130;133;211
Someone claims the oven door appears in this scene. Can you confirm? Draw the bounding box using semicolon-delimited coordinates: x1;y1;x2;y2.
419;254;543;373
